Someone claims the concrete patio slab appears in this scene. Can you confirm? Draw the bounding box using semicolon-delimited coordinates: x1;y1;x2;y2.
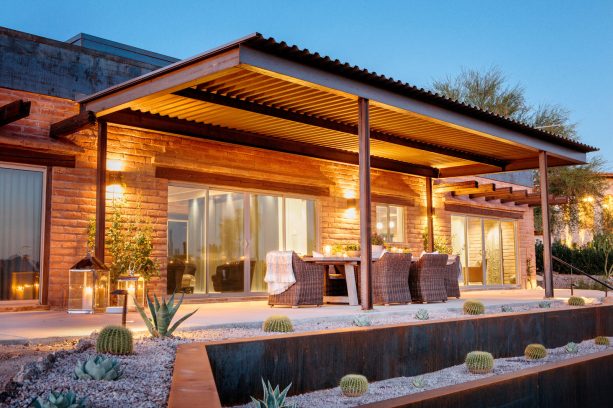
0;288;606;344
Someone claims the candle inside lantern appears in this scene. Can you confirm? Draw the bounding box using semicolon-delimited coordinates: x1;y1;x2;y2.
82;286;93;310
324;245;332;256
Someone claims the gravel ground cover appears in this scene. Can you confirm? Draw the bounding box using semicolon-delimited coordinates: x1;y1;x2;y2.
0;298;599;407
232;338;612;407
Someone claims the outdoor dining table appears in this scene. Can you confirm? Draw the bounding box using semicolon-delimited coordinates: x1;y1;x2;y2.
303;254;459;306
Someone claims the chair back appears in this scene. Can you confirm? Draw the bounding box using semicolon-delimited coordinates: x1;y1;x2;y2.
375;252;412;274
418;253;448;269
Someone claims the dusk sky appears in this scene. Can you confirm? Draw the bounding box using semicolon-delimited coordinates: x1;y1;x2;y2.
3;0;612;169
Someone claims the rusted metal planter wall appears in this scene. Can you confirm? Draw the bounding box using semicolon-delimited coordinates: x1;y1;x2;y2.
205;305;613;405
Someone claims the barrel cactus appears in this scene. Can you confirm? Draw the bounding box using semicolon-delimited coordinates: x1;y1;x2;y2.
524;344;547;360
567;296;585;306
564;342;579;354
263;315;294;333
74;355;122;381
30;391;89;408
339;374;368;397
595;336;610;346
463;300;485;315
96;326;133;355
465;351;494;374
415;309;430;320
352;315;371;327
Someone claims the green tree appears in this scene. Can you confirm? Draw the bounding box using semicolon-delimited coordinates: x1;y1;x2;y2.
432;67;607;235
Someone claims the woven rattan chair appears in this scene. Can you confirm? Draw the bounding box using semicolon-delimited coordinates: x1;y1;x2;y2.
372;252;412;305
409;254;448;303
268;252;324;307
444;255;461;299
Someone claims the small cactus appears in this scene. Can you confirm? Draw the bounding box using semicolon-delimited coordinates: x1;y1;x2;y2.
415;309;430;320
463;300;485;315
74;355;122;381
262;315;294;333
412;375;426;388
564;342;579;354
96;326;133;355
595;336;610;346
538;301;551;309
250;379;294;408
568;296;585;306
465;351;494;374
500;305;513;313
339;374;368;397
30;391;89;408
524;344;547;360
352;315;371;327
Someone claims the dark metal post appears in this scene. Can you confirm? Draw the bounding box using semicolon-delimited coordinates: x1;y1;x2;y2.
426;177;434;252
95;120;107;261
358;97;373;310
539;151;554;298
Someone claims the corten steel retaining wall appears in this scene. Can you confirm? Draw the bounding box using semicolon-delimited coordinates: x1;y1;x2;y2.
205;305;613;405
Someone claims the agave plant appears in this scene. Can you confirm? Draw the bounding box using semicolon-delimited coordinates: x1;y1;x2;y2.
251;379;295;408
134;292;198;337
412;375;426;388
30;391;89;408
352;315;371;327
74;355;122;381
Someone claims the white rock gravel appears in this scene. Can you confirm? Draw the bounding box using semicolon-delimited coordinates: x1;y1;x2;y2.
232;338;611;408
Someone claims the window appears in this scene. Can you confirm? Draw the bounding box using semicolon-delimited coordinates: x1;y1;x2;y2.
167;184;317;295
375;205;405;243
0;164;45;302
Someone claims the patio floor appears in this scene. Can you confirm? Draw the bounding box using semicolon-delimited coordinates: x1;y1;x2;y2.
0;288;607;343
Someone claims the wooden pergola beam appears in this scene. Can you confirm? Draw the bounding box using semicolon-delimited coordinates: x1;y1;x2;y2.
470;187;513;199
499;191;530;203
173;88;508;168
104;109;440;178
0;144;75;167
451;183;496;197
0;99;31;126
528;197;568;207
434;180;478;192
50;111;96;139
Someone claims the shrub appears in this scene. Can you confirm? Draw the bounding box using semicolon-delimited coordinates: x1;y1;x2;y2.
465;351;494;374
134;292;198;337
250;379;294;408
595;336;610;346
415;309;430;320
30;391;89;408
263;315;294;333
339;374;368;397
564;342;579;353
463;300;485;315
567;296;585;306
524;344;547;360
74;355;122;381
96;326;133;355
535;239;610;277
352;315;371;327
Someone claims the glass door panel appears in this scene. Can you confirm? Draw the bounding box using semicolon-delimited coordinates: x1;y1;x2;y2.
388;206;404;243
501;221;517;284
450;216;466;286
285;197;316;256
250;195;283;292
466;218;483;285
0;167;43;301
167;186;206;294
484;219;502;285
207;190;244;293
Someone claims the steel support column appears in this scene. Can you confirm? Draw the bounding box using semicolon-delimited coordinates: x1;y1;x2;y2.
358;97;373;310
539;151;554;297
426;177;435;252
95;120;107;261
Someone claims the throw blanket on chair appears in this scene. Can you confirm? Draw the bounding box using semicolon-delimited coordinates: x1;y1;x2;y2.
265;251;296;295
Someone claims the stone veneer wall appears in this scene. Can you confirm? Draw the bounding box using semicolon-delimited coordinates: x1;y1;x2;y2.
0;87;536;306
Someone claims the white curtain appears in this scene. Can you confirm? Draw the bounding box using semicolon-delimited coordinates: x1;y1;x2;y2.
0;167;43;300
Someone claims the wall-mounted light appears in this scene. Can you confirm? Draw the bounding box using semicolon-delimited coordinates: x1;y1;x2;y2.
346;198;358;209
106;159;124;172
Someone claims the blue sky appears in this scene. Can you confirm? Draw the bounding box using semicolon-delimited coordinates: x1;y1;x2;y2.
3;0;612;169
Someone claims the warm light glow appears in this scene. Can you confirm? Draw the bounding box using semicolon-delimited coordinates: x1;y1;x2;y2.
345;208;357;219
389;221;395;228
324;245;332;256
343;191;356;199
376;222;383;230
107;183;124;195
107;159;124;172
582;196;594;203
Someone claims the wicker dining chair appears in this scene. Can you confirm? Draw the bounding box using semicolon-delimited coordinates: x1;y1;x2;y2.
444;255;461;299
268;252;325;307
372;252;413;305
409;254;448;303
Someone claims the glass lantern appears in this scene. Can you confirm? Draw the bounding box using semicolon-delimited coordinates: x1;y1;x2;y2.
68;254;109;314
116;274;145;311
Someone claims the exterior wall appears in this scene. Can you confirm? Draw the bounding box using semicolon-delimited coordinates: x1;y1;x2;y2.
0;86;538;307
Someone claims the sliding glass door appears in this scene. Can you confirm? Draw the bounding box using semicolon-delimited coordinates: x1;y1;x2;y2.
451;215;518;287
0;164;45;302
167;184;317;295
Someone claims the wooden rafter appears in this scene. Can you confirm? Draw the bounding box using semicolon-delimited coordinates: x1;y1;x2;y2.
499;191;530;203
433;180;477;192
451;183;495;196
173;88;508;168
0;99;31;126
49;111;96;139
528;197;568;207
470;187;513;199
